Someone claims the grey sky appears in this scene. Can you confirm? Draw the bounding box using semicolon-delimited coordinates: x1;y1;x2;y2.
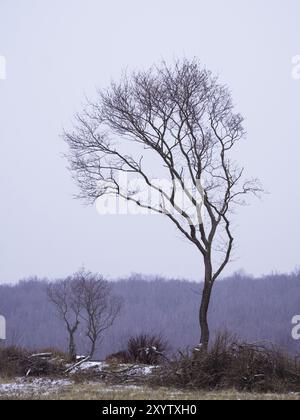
0;0;299;283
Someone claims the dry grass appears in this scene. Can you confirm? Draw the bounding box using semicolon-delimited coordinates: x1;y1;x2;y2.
47;385;300;400
0;377;13;385
1;383;300;400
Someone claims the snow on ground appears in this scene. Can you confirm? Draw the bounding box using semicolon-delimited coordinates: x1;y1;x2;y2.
66;360;108;374
0;378;72;398
0;363;157;398
130;365;156;375
76;362;109;371
70;361;157;376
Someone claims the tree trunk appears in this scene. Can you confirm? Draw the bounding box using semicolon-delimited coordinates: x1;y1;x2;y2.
69;332;77;361
199;260;213;351
89;339;96;359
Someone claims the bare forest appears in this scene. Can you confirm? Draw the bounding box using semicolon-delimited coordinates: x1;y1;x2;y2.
1;272;299;359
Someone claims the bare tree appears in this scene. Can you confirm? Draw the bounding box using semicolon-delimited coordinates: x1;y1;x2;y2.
47;279;82;360
75;270;122;358
64;59;262;350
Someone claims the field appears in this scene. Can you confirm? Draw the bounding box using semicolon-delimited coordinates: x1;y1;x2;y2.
0;377;299;400
1;346;300;401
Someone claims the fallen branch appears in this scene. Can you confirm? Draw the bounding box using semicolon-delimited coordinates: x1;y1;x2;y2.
29;353;53;359
64;356;90;374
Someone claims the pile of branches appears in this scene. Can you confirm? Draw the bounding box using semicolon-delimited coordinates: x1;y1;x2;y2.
0;347;66;377
151;333;300;393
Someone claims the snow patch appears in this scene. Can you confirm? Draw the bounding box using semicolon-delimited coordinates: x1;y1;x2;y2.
72;361;109;372
0;378;72;397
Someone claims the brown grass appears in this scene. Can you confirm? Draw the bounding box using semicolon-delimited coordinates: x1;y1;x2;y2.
0;346;66;378
1;383;300;400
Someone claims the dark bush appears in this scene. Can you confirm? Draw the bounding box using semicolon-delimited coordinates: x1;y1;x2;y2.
105;334;169;365
127;334;169;365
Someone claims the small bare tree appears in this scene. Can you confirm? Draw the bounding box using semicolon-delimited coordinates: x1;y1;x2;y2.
75;270;122;358
47;279;82;361
65;59;262;350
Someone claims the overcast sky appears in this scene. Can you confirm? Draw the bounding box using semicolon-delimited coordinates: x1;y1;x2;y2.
0;0;299;283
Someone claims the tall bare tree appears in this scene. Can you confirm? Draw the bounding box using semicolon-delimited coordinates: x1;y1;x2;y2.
75;270;122;358
64;59;262;350
47;279;82;360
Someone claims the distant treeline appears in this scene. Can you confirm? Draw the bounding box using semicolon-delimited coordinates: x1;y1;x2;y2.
0;272;299;358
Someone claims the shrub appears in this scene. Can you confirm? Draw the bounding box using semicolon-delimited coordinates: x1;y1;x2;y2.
127;334;169;365
0;346;65;378
152;332;300;393
105;334;169;366
0;346;30;377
